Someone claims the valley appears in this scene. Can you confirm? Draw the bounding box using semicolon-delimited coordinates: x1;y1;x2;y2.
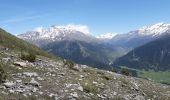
18;23;170;86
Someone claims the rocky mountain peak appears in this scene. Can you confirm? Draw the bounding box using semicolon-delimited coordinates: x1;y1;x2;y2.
138;22;170;36
18;24;96;43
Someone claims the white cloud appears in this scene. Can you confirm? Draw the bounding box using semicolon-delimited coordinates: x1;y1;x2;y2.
34;27;44;33
97;33;117;39
55;24;90;34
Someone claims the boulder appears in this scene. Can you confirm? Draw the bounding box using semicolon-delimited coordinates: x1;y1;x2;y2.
3;82;16;88
77;86;83;91
14;62;27;67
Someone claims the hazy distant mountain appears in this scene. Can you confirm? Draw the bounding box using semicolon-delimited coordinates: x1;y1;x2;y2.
109;22;170;48
97;33;117;40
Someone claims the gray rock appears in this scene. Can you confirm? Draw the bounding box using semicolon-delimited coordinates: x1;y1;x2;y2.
55;96;59;100
97;94;106;99
2;58;10;62
77;86;83;91
79;75;84;78
0;86;6;89
113;91;117;96
29;78;40;87
31;87;39;93
3;82;15;88
16;89;24;93
49;93;55;97
70;92;78;98
37;77;44;81
13;62;27;67
23;72;38;77
135;95;145;100
16;79;22;83
9;89;15;93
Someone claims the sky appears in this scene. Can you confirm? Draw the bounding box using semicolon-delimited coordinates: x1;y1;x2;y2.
0;0;170;35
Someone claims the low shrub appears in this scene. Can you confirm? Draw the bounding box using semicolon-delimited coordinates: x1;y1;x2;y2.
21;52;36;62
82;83;98;93
0;64;7;83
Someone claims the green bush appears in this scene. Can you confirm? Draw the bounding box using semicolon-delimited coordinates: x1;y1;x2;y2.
120;68;131;76
0;64;7;83
21;52;36;62
82;83;98;93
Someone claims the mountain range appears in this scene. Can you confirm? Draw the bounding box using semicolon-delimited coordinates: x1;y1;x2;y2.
18;22;170;70
18;24;126;69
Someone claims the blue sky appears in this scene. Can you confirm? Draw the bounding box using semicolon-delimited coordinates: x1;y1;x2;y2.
0;0;170;35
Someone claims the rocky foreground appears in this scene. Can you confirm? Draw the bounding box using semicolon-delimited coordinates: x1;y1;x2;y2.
0;49;170;100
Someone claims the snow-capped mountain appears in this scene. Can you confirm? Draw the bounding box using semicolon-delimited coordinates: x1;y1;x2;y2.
19;22;170;46
109;22;170;48
96;33;117;40
96;22;170;42
18;22;170;69
138;22;170;36
18;24;98;46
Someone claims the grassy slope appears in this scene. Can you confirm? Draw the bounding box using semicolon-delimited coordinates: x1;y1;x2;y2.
138;70;170;85
0;28;55;58
118;66;170;85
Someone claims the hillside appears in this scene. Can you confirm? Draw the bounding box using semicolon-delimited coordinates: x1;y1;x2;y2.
0;49;170;99
115;35;170;71
114;35;170;84
0;28;53;58
0;28;170;99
